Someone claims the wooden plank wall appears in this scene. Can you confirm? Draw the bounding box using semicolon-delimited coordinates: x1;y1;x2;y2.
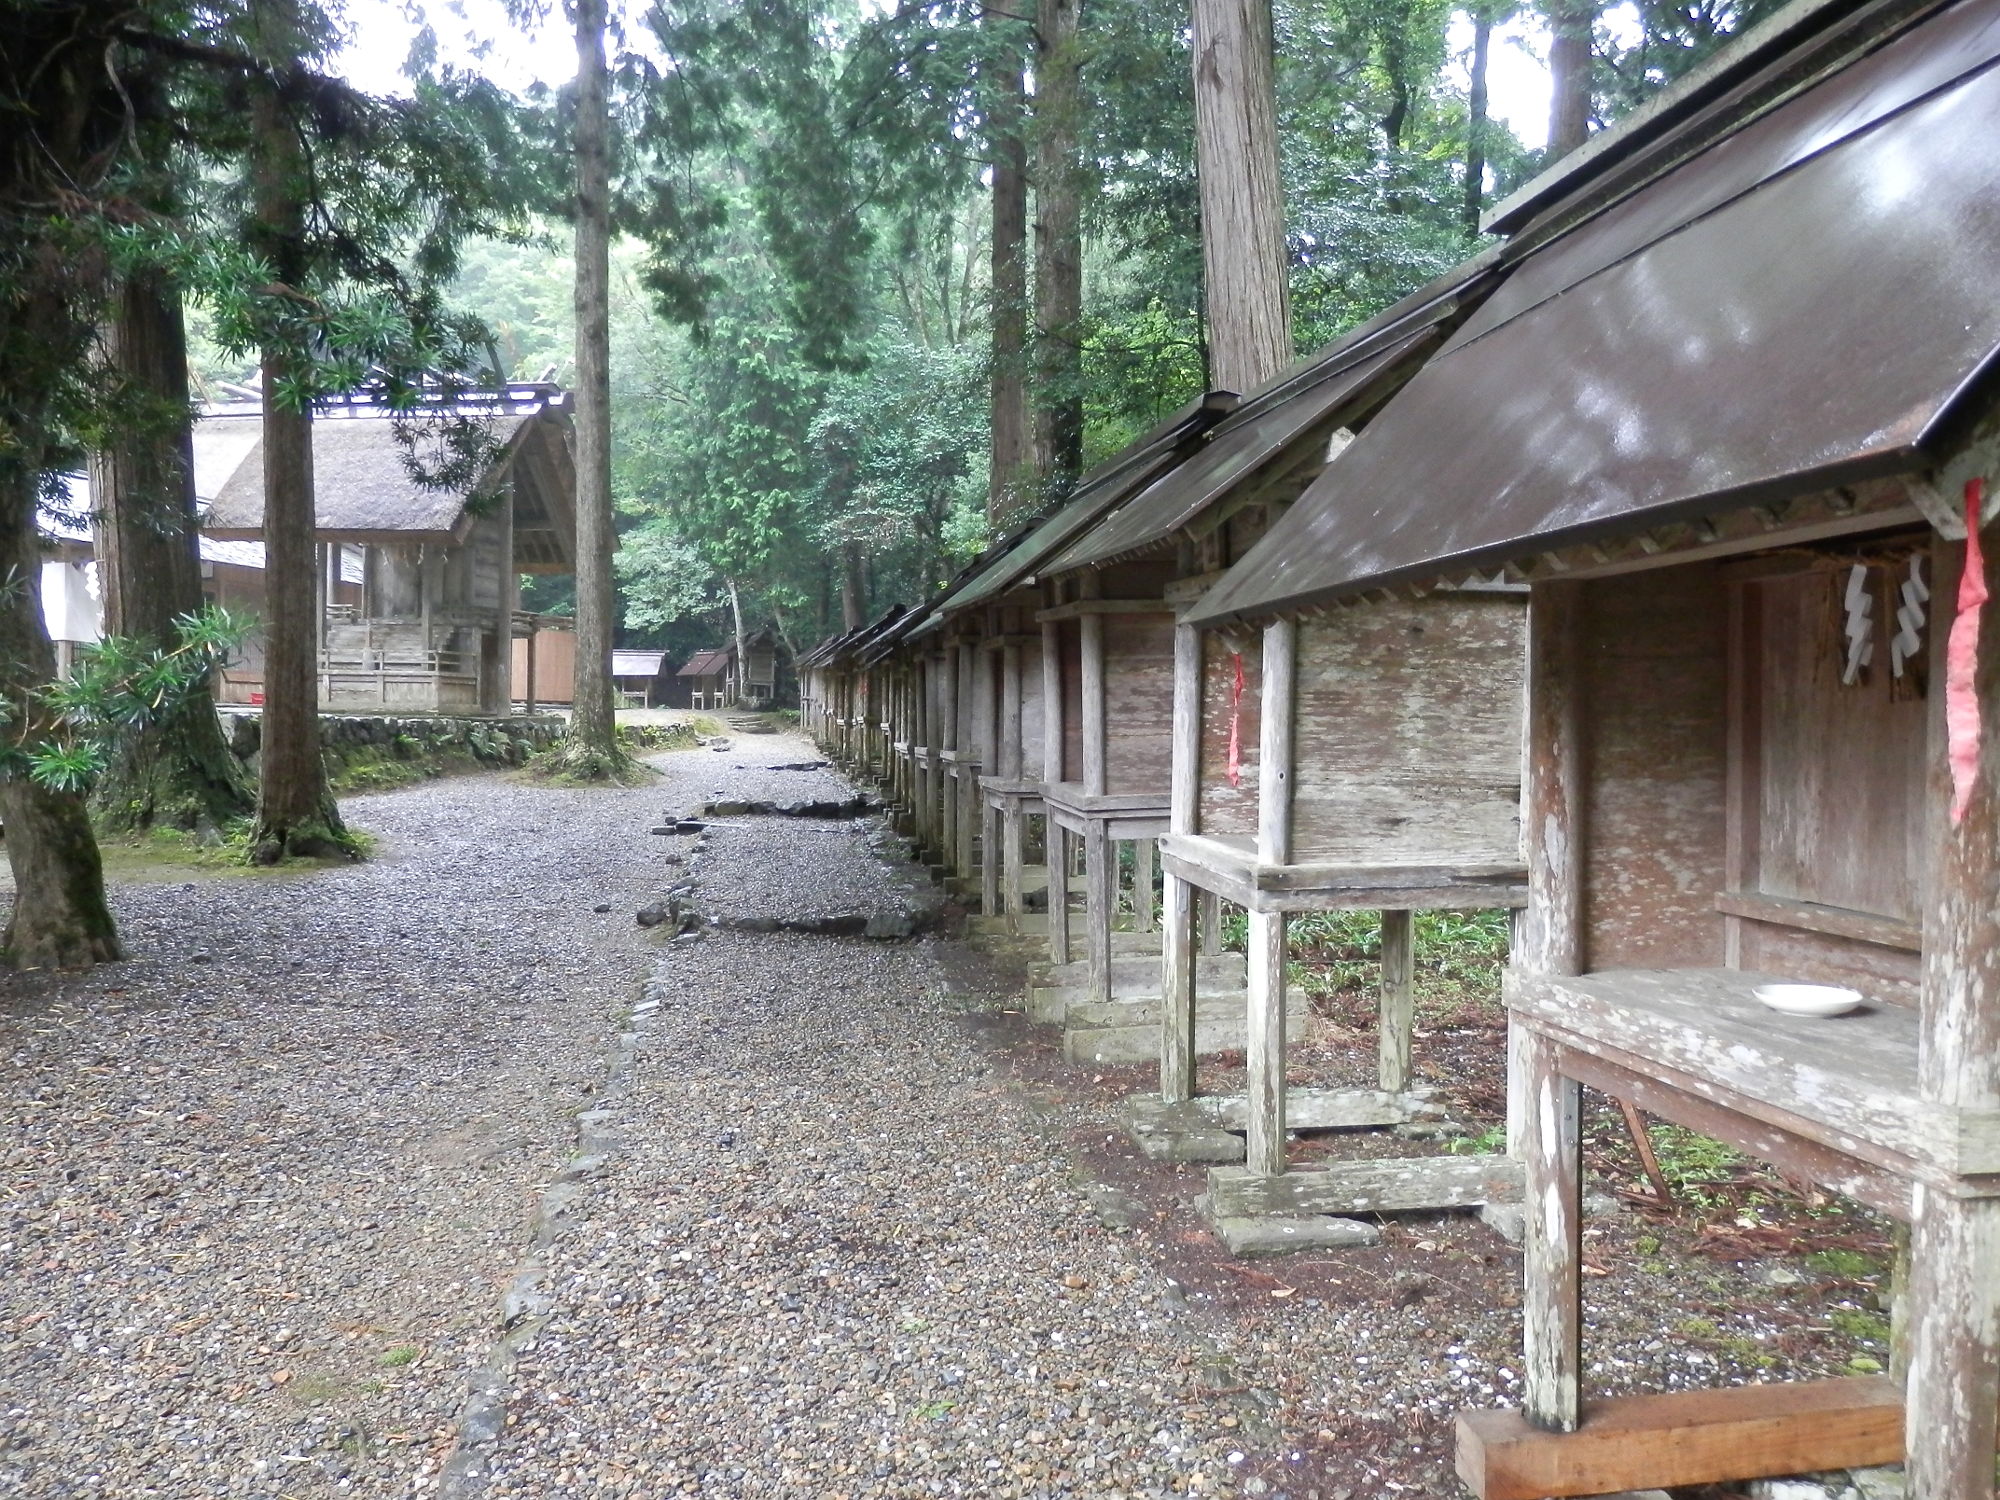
1728;543;1932;1000
1580;567;1729;970
1103;613;1177;794
1288;594;1525;864
1749;564;1928;921
1197;630;1262;837
1020;657;1047;781
1060;623;1084;783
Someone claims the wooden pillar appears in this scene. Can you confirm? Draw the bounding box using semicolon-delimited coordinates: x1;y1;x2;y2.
1041;618;1062;784
1080;611;1106;797
970;643;994;881
1244;909;1288;1175
1199;889;1223;956
1001;641;1024;779
1904;1188;2000;1500
1003;803;1026;929
1244;617;1296;1177
1084;819;1113;1002
1378;908;1415;1094
1516;580;1588;1157
524;625;538;715
1908;529;2000;1498
1161;873;1197;1102
942;643;961;870
981;799;1001;915
1521;1027;1584;1433
1131;838;1156;932
1517;580;1589;1434
1163;621;1202;1102
1256;618;1294;864
1048;822;1072;965
1518;581;1587;976
911;658;927;847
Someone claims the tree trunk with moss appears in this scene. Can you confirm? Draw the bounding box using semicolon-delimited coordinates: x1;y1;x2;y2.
90;271;254;838
1545;0;1596;161
0;468;122;968
1191;0;1291;394
248;80;348;861
556;0;627;777
987;5;1032;528
1031;0;1084;495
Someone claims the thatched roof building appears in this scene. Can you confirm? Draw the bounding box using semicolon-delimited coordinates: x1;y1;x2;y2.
201;386;575;573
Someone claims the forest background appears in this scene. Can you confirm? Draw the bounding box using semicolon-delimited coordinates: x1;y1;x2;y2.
189;0;1782;669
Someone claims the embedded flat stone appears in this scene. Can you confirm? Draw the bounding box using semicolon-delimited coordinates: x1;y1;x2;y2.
1210;1214;1381;1257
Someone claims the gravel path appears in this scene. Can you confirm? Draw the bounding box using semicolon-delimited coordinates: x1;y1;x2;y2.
3;723;1896;1500
0;741;715;1498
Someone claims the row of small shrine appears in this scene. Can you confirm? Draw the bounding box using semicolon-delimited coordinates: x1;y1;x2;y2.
799;1;2000;1494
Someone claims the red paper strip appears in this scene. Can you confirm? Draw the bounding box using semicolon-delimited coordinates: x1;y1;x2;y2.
1947;477;1988;825
1226;651;1245;789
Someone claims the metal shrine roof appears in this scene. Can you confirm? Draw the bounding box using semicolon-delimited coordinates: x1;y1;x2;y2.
611;650;668;677
1189;0;2000;626
1045;250;1509;577
677;648;733;678
925;390;1241;621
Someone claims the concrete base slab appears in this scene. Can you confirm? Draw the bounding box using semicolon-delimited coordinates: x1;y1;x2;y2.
1133;1127;1245;1164
1209;1213;1382;1256
1063;1005;1277;1065
1032;952;1246;1007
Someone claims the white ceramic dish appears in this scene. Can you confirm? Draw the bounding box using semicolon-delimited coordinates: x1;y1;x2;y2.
1754;983;1866;1018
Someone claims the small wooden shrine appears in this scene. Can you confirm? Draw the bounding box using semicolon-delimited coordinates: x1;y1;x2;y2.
1184;0;2000;1489
203;386;576;715
888;400;1232;956
802;605;909;769
1033;271;1531;1222
677;647;735;711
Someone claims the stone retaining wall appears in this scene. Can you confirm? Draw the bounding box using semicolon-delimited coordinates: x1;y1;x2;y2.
221;711;566;774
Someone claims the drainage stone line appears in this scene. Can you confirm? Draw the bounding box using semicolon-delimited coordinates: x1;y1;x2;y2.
437;976;657;1499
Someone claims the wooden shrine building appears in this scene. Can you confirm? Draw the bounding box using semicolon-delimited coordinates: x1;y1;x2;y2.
203;386;576;715
677;646;735;711
1186;0;2000;1491
1038;265;1535;1234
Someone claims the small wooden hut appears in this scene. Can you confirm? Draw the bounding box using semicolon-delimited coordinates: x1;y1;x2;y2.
739;626;783;707
676;647;735;711
203;386;576;715
610;649;672;707
1185;1;2000;1490
1024;267;1532;1203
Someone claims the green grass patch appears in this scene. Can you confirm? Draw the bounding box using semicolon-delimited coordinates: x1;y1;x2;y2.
1279;907;1513;1027
1829;1307;1892;1345
1804;1248;1885;1279
615;721;704;752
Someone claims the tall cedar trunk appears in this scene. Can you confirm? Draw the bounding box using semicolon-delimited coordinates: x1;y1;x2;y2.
840;543;866;631
250;81;347;861
727;577;748;707
91;271;253;835
987;10;1032;528
1545;0;1595;160
0;468;122;967
1462;8;1493;232
563;0;620;768
1191;0;1292;393
1031;0;1084;494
